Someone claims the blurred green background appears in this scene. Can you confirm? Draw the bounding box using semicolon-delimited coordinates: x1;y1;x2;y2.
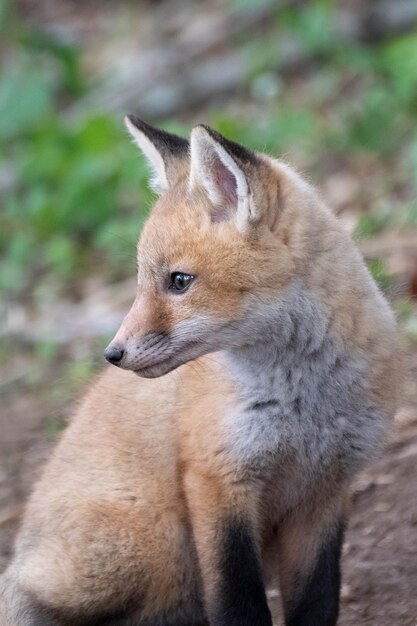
2;0;417;308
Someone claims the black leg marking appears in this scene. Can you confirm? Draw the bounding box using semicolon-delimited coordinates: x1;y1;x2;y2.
33;599;207;626
104;618;208;626
136;620;208;626
45;603;137;626
214;518;273;626
285;522;345;626
94;600;208;626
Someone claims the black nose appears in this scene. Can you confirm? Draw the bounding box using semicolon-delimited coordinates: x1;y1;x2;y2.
104;345;124;365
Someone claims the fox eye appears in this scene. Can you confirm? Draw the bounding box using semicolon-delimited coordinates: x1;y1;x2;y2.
169;272;195;292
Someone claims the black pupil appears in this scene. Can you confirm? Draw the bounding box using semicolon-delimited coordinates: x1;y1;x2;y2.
172;273;192;291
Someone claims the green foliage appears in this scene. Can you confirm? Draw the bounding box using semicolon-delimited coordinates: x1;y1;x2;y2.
1;109;149;298
35;339;59;361
366;258;394;293
0;25;151;299
44;416;66;438
0;57;53;140
232;0;274;11
355;212;392;240
280;1;338;55
395;298;415;321
382;34;417;103
404;315;417;343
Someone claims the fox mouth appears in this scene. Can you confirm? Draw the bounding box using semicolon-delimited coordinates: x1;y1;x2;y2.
133;356;175;377
133;361;176;378
132;340;204;378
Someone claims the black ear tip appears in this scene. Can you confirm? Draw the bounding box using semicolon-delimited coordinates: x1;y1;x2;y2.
125;116;189;155
125;115;148;131
193;124;258;165
194;123;211;131
193;124;217;140
192;124;230;148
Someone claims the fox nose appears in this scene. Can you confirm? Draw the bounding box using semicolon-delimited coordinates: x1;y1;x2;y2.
104;344;124;366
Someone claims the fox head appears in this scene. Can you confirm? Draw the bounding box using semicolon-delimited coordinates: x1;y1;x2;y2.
105;117;315;377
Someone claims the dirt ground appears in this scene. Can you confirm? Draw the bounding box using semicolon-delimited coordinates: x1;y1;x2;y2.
1;348;416;626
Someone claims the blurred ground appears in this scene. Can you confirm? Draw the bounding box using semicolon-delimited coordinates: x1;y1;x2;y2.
1;1;417;624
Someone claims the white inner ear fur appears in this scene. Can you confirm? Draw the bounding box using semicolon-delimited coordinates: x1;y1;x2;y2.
124;116;168;194
189;128;253;230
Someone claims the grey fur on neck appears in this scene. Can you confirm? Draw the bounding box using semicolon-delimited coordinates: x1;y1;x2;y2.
222;282;385;505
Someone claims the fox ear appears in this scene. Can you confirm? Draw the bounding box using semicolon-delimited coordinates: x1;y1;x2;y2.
189;125;272;230
124;116;189;194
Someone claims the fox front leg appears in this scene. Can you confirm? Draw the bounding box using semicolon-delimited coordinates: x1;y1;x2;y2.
277;501;346;626
184;468;272;626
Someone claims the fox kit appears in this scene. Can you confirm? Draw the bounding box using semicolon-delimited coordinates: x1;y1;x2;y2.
1;119;399;626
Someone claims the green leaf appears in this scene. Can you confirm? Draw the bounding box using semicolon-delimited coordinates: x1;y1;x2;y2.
0;59;53;140
382;34;417;103
366;258;394;292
